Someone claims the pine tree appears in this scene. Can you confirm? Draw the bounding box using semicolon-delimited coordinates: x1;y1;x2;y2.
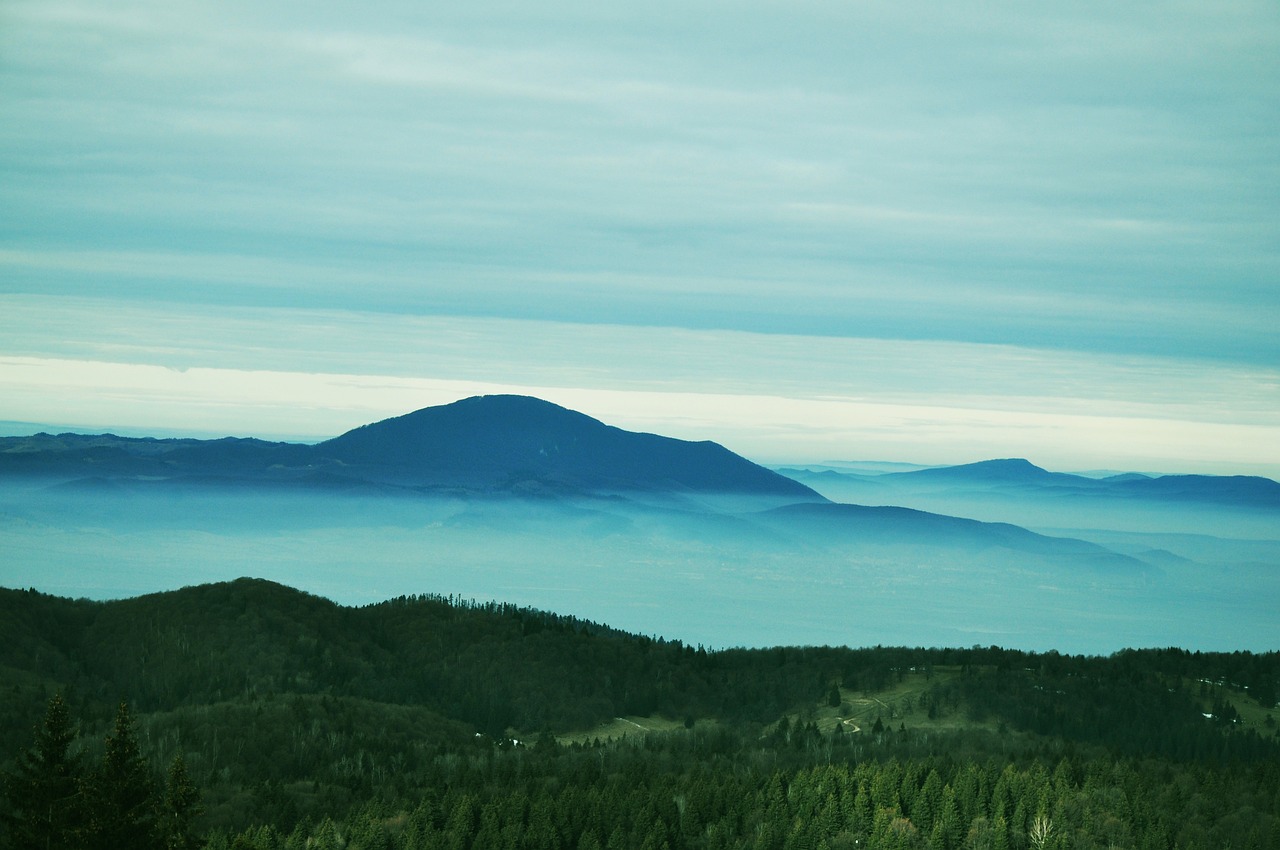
159;754;205;850
932;785;964;850
311;817;342;850
1;692;87;850
991;814;1010;850
84;701;161;850
849;784;873;837
526;795;561;849
910;769;942;835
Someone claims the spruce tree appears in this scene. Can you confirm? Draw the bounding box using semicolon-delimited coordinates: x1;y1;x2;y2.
159;754;204;850
84;701;160;850
1;692;87;850
991;814;1011;850
931;786;964;850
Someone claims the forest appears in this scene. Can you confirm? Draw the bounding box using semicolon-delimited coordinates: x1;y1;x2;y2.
2;578;1278;849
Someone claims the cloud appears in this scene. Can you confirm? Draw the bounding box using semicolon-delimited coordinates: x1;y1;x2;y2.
3;296;1278;475
1;1;1277;467
3;351;1277;476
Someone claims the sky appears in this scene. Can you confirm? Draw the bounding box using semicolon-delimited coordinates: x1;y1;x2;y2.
2;0;1278;476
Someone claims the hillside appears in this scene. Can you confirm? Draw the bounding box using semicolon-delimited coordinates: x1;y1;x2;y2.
2;581;1280;844
4;579;1276;753
2;579;1278;847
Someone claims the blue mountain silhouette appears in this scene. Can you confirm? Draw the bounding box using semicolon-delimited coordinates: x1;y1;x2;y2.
0;395;823;502
316;395;822;499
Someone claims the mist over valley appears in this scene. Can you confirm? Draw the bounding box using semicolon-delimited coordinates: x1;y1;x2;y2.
2;395;1275;654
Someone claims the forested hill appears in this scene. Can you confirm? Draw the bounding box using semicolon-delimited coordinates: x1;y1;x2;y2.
3;579;1279;847
3;578;1276;749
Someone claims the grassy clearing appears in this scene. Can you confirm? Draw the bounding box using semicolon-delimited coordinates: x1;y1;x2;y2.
554;668;1280;750
556;714;690;745
556;668;992;746
775;667;1006;739
1188;678;1279;736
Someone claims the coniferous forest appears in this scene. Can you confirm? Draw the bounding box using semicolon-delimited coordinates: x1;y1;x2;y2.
2;579;1278;849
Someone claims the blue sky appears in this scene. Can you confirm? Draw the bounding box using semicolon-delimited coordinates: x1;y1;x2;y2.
2;1;1278;474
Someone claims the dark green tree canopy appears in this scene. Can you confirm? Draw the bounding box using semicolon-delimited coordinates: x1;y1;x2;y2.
1;692;86;850
84;701;160;850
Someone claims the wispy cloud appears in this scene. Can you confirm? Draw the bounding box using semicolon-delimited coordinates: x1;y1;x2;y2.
3;297;1278;474
1;1;1277;467
4;350;1277;476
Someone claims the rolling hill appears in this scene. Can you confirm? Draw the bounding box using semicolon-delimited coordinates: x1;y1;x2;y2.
3;579;1276;849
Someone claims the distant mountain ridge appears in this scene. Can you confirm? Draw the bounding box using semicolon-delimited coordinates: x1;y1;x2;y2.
8;398;1274;648
0;395;822;503
5;397;1273;579
778;456;1280;511
887;457;1074;484
757;502;1156;574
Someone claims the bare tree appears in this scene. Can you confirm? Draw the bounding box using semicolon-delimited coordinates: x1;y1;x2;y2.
1029;812;1054;850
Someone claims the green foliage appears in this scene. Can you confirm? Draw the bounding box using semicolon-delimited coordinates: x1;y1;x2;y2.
84;701;160;849
3;580;1280;848
1;692;87;850
1;694;203;850
161;754;205;850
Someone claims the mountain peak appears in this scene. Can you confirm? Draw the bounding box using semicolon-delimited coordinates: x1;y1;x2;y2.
322;395;602;454
316;395;823;501
967;458;1049;476
0;395;824;504
895;457;1057;483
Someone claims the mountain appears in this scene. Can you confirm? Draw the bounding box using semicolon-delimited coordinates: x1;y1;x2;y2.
0;433;310;480
756;502;1155;573
779;457;1280;519
1108;473;1280;507
0;395;823;504
884;457;1089;486
315;395;822;501
872;458;1280;507
9;398;1275;653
